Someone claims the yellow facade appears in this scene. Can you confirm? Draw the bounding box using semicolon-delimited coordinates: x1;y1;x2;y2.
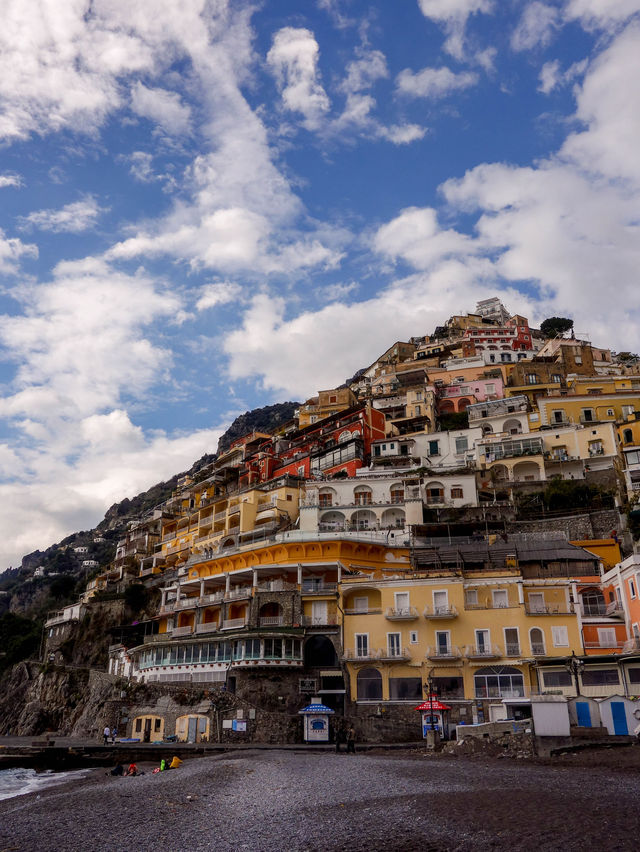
341;571;582;703
298;388;357;428
535;393;640;429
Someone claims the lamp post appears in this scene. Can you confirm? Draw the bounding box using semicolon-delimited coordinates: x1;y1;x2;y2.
425;667;435;731
566;651;585;696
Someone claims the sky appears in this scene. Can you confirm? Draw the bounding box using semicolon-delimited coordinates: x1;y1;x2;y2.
0;0;639;569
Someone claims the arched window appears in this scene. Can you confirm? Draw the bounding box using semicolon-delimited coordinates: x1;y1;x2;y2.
474;666;524;698
339;430;352;443
353;486;372;506
425;482;445;504
623;429;633;444
580;588;605;616
482;424;493;436
390;483;404;504
318;487;335;508
529;628;545;655
304;635;338;667
357;668;383;701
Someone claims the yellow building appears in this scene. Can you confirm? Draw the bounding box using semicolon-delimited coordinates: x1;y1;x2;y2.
341;569;582;713
534;393;640;430
298;388;358;428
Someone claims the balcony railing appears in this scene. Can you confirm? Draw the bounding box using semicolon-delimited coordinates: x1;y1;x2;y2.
464;602;517;611
580;603;607;616
622;638;640;653
221;618;248;630
465;643;502;659
424;605;458;619
301;614;338;626
426;645;462;660
384;606;419;621
343;648;382;661
475;686;527;699
583;641;626;650
344;607;382;616
226;587;252;600
172;625;194;637
259;616;284;627
525;604;573;615
199;592;225;606
380;647;411;662
531;643;546;656
301;582;337;595
504;643;521;657
195;622;219;635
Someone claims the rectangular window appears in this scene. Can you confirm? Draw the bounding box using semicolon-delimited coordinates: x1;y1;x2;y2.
504;627;520;656
528;592;545;613
435;630;450;655
428;440;440;456
374;445;381;456
628;668;640;684
353;596;368;612
551;625;569;647
581;669;620;686
387;633;401;657
451;487;464;499
582;408;594;422
433;590;448;614
455;437;468;453
630;579;637;599
542;670;573;688
388;677;422;700
597;628;618;646
395;592;410;611
355;634;369;658
475;629;490;652
492;589;508;608
465;589;478;607
410;631;419;644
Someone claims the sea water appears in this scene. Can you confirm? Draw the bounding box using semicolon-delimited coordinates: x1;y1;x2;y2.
0;766;89;801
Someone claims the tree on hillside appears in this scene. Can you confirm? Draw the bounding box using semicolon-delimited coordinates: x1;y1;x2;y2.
540;317;574;338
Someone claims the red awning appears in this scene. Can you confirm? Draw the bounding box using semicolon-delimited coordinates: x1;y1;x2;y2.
415;697;451;712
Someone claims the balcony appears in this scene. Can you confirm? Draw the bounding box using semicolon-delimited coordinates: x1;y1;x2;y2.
172;625;194;637
195;622;219;635
424;605;458;619
226;587;252;601
221;617;248;630
384;606;419;621
301;614;339;626
531;643;547;656
426;645;462;661
344;607;382;616
300;582;337;595
475;686;527;700
257;580;298;593
504;643;522;657
343;648;382;662
259;616;284;627
379;647;411;662
465;643;502;660
524;604;573;616
622;638;640;653
199;592;225;606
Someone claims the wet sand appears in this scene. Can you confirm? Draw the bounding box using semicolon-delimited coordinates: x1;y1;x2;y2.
0;750;638;851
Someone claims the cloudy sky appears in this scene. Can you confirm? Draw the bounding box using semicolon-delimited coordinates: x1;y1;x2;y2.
0;0;639;569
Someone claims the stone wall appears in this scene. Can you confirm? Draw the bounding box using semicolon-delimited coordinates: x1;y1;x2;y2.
513;509;621;541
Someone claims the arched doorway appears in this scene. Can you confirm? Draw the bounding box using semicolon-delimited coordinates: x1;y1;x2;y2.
474;666;525;698
304;635;338;667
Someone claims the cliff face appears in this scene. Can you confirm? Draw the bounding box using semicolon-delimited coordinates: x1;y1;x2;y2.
216;402;300;452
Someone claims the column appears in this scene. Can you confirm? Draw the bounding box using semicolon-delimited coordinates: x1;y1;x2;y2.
225;573;231;594
297;563;303;587
200;579;205;598
252;569;258;588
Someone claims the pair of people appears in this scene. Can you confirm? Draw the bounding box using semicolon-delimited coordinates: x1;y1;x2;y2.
108;762;139;777
102;725;118;744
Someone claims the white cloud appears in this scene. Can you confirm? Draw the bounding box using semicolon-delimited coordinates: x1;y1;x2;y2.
374;206;478;268
0;228;37;274
266;27;330;131
130;82;192;134
511;3;560;51
19;195;105;233
0;173;22;189
396;66;478;98
196;281;242;311
378;124;428;144
0;258;180;422
565;0;640;30
417;0;495;60
341;49;389;93
538;58;588;94
561;23;640;182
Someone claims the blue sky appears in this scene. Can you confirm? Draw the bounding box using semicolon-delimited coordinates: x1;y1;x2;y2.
0;0;639;568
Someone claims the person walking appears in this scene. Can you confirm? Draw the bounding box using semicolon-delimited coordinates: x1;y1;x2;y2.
103;725;110;746
111;726;118;744
346;725;356;754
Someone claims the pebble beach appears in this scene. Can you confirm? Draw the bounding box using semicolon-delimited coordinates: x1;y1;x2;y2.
1;749;640;851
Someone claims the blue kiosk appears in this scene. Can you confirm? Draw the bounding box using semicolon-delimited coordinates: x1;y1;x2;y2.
299;698;335;743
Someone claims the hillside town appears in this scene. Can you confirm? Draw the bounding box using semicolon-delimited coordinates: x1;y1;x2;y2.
38;298;640;743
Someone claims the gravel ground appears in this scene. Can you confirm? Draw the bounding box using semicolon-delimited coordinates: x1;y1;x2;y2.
0;750;639;852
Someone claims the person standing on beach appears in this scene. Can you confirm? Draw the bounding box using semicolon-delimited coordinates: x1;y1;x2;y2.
103;725;110;745
346;725;356;754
